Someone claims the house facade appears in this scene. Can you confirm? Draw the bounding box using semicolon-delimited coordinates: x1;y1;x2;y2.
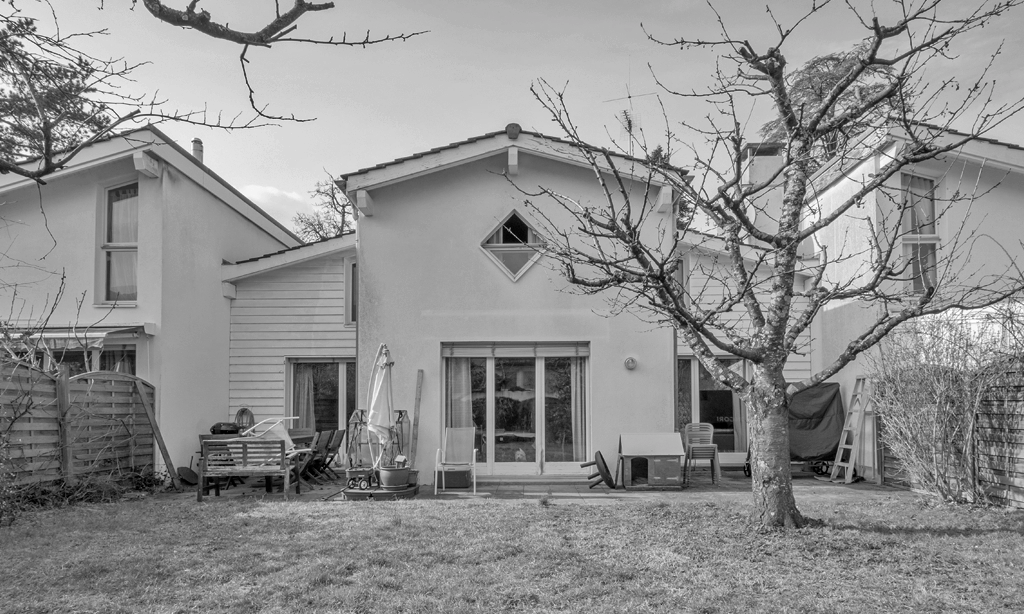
0;127;300;468
340;125;681;476
804;128;1024;480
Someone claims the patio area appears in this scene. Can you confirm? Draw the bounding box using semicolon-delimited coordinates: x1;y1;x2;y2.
183;466;901;506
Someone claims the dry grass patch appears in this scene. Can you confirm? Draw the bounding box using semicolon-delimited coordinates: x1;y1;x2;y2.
1;494;1022;613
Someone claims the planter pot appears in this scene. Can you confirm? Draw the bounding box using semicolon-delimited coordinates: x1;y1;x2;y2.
378;466;410;489
407;470;419;486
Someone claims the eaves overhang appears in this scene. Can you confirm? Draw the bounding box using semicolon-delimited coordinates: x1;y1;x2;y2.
223;231;356;283
338;124;683;196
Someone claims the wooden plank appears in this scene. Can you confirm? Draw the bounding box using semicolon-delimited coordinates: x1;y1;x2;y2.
135;379;181;491
4;435;60;445
409;369;423;466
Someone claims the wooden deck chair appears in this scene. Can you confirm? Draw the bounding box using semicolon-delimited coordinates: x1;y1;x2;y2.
435;427;477;495
320;429;346;480
303;430;334;483
683;423;721;485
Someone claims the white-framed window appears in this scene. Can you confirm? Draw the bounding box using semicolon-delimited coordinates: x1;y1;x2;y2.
289;358;356;434
102;183;139;302
442;342;589;473
480;210;544;281
36;345;136;376
345;257;358;325
900;174;939;293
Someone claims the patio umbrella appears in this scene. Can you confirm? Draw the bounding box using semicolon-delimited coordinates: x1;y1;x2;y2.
366;343;395;468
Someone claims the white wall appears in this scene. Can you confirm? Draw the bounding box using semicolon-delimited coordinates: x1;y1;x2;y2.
153;162;293;467
356;151;677;476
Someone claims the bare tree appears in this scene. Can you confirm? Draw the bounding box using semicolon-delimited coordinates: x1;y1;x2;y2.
293;172;354;241
137;1;426;121
0;3;272;183
523;0;1024;529
2;1;424;182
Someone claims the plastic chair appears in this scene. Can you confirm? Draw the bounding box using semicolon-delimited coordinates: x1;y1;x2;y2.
683;423;721;484
435;427;477;495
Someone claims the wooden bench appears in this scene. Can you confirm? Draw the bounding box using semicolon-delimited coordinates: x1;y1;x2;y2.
197;438;298;501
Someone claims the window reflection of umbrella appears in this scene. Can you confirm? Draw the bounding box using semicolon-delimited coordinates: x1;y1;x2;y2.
366;343;395;469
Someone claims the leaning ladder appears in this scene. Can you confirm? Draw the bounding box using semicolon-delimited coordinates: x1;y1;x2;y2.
829;377;870;484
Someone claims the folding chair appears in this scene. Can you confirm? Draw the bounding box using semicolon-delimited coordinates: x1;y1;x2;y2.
320;429;347;480
435;427;477;495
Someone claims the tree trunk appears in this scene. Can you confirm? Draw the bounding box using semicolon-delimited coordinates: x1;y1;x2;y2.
746;365;805;529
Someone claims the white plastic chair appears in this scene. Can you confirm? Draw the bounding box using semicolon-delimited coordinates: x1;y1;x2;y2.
435;427;477;495
683;422;721;484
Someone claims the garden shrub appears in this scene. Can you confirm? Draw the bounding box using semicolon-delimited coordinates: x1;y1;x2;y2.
868;307;1023;503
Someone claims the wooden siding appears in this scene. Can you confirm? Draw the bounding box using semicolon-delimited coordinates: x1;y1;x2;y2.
683;252;813;383
228;254;355;422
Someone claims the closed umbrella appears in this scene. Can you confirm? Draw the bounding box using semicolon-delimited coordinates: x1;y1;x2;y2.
366;343;395;468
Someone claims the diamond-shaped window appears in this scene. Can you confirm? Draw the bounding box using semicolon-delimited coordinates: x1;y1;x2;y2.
481;210;543;281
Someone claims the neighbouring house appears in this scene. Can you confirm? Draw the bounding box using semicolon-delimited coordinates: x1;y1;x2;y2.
793;126;1024;482
0;127;301;469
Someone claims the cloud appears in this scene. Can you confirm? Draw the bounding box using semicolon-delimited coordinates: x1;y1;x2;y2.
241;185;306;204
241;184;315;228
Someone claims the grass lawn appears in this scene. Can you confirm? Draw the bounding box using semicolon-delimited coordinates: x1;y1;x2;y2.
1;492;1023;613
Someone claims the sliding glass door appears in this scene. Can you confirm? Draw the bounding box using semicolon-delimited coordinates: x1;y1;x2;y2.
444;345;588;475
676;357;748;464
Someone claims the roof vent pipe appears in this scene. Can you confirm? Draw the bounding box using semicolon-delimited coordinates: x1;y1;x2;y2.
191;138;204;163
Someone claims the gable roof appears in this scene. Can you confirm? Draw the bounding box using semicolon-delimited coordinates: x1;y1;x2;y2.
0;125;301;246
809;123;1024;195
339;123;685;195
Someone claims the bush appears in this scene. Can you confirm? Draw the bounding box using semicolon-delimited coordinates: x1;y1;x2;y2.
868;307;1023;503
0;434;18;527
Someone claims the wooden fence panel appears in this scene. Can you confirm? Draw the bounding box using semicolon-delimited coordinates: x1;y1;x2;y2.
1;361;162;487
0;362;62;485
977;378;1024;508
65;373;157;481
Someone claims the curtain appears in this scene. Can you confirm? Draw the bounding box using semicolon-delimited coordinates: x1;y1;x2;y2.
445;358;473;428
294;365;315;431
108;186;139;243
731;361;748;452
902;174;936;235
571;357;587;462
107;252;137;301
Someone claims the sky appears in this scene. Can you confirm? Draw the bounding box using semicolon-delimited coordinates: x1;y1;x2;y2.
19;1;1024;232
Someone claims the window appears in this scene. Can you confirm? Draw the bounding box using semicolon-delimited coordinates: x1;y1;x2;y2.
291;360;356;433
676;358;745;453
345;259;358;325
35;346;136;376
481;211;544;281
103;183;139;301
901;174;939;293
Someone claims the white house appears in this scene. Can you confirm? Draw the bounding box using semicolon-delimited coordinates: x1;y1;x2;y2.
0;127;301;469
339;124;682;477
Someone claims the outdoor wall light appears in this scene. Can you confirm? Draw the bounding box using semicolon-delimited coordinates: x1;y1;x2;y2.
624;357;638;370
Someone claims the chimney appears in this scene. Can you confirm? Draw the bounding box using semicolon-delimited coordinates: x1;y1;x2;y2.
191;138;204;164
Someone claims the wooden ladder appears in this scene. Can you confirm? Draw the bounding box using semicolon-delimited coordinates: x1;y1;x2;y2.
829;377;869;484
